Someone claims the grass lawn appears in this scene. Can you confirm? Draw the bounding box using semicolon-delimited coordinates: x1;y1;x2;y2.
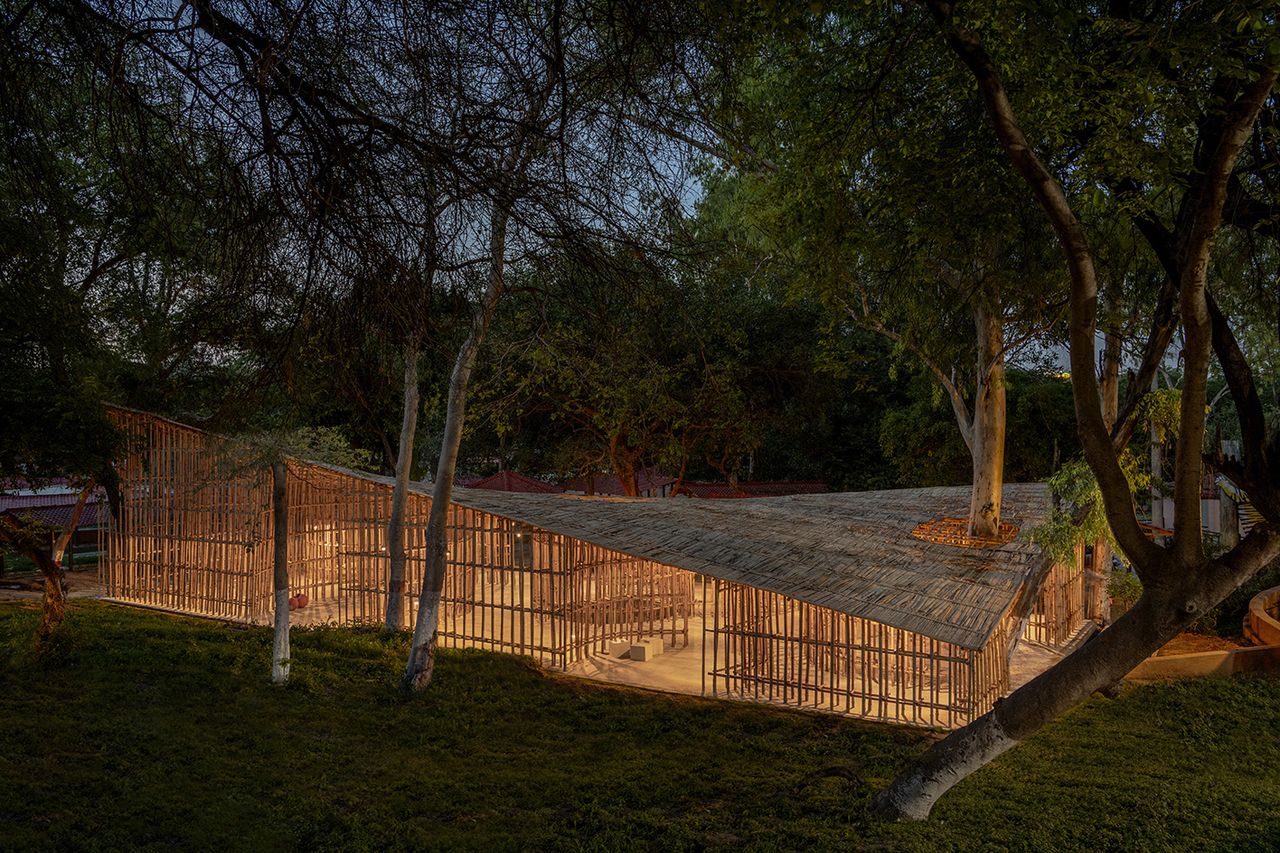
2;601;1278;852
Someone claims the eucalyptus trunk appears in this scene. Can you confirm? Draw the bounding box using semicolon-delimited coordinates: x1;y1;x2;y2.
967;305;1006;538
271;461;290;685
403;205;509;691
1150;375;1166;530
385;340;421;631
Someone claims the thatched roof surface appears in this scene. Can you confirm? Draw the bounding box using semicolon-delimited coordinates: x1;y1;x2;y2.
448;484;1051;650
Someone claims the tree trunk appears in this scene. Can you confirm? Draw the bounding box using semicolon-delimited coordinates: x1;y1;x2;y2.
403;204;509;691
874;546;1279;820
607;432;642;497
967;305;1006;538
385;339;421;631
910;0;1280;824
1088;538;1112;623
616;456;640;497
1099;329;1122;431
1220;490;1240;550
52;481;96;567
271;461;290;685
1150;377;1166;530
33;544;66;648
0;518;71;648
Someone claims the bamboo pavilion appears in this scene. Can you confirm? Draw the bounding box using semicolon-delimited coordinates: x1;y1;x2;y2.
100;406;1103;728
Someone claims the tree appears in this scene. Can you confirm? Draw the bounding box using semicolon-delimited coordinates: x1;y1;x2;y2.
670;10;1067;537
72;0;693;678
873;1;1280;819
2;4;280;645
399;0;699;689
472;240;773;492
270;460;289;684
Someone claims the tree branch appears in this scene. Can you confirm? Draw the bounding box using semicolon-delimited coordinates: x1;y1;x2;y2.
845;296;973;451
1168;63;1278;565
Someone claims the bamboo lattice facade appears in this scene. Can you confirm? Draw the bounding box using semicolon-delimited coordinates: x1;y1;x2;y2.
1023;542;1088;648
101;407;1090;729
706;581;1013;728
101;408;694;668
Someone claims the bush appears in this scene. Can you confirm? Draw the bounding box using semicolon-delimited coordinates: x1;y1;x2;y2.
1107;569;1143;620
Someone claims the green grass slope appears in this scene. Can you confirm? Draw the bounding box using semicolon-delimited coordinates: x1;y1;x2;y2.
1;601;1277;852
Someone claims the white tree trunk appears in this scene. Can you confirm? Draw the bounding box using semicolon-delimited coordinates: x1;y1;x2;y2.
385;340;421;631
403;204;510;690
1099;328;1122;431
271;461;290;685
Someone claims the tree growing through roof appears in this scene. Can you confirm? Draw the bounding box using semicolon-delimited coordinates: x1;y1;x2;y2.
871;0;1280;819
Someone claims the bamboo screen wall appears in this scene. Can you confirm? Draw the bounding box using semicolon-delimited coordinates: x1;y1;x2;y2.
103;408;1092;730
102;412;273;622
1023;543;1088;648
101;408;694;669
705;580;1010;728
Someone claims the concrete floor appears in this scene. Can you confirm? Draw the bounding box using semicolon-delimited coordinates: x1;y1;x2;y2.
567;616;714;698
1009;625;1093;690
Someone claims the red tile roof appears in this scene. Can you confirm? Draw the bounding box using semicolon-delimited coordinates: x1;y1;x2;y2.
560;466;677;496
675;482;753;499
0;484;105;529
467;471;563;494
1;503;104;530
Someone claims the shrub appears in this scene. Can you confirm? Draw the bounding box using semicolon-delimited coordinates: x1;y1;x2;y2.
1108;569;1143;620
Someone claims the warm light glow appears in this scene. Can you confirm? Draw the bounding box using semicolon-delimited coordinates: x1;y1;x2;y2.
911;517;1020;549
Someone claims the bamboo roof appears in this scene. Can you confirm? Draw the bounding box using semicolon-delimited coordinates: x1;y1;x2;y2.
446;483;1050;650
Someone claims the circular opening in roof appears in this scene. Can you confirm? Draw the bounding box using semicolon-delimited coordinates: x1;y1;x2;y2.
911;516;1020;549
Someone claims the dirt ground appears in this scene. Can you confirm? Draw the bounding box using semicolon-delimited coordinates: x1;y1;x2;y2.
0;567;104;602
1154;632;1245;656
